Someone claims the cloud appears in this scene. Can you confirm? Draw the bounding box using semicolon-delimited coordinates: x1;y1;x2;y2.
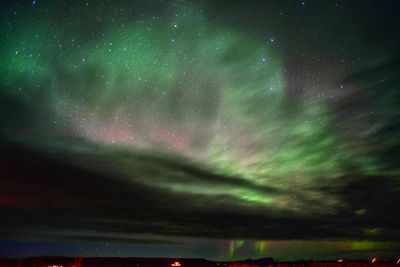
1;136;399;244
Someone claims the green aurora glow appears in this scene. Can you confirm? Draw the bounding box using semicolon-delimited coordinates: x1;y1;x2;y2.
1;0;399;261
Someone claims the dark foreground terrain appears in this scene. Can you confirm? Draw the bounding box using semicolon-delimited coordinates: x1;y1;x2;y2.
0;257;399;267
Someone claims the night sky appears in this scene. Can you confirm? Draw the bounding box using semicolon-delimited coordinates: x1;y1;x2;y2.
1;0;400;261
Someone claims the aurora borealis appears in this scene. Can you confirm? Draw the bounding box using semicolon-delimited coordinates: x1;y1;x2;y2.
1;0;400;261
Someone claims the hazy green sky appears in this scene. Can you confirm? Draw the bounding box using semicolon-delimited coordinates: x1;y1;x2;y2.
1;0;399;261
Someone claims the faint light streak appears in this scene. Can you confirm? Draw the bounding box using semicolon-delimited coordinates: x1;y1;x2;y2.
372;258;377;263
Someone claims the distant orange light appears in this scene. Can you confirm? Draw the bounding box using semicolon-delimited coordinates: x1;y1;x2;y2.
171;262;182;266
